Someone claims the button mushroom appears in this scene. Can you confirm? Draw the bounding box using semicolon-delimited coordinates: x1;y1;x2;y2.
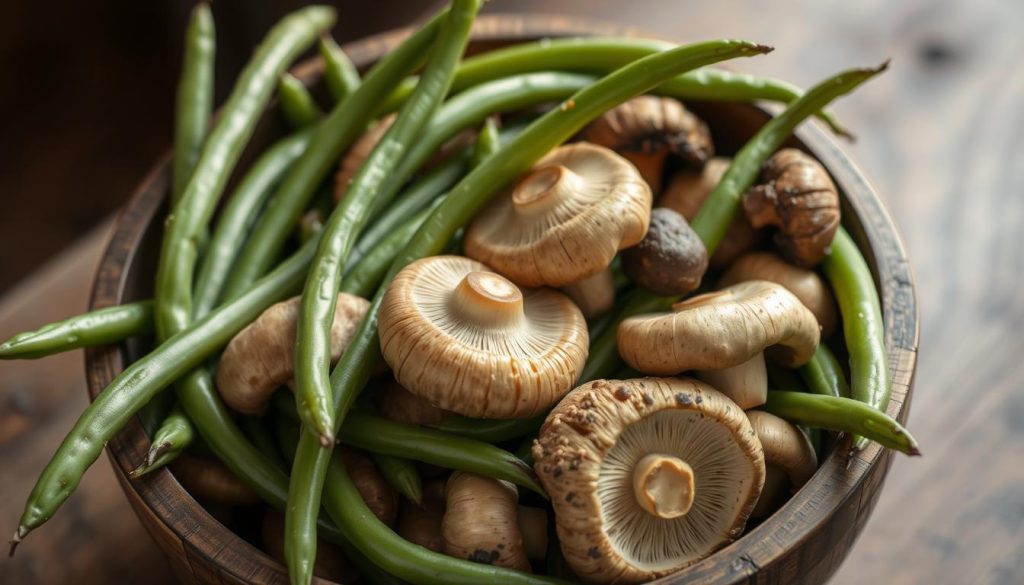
616;281;819;409
378;256;588;419
743;148;841;267
561;268;616;318
533;377;765;584
441;472;531;571
621;207;708;296
746;411;817;519
333;114;396;201
718;251;838;336
215;293;369;415
580;95;713;192
464;142;652;287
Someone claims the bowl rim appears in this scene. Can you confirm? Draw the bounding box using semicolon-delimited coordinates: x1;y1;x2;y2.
84;13;918;585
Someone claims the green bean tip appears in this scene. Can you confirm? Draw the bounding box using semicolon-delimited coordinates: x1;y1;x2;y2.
9;526;26;557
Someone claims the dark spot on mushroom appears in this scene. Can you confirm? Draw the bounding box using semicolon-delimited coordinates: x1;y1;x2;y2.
588;546;602;559
553;466;563;478
469;549;500;564
497;543;505;550
585;412;597;423
614;385;633;400
565;491;576;502
568;459;580;471
695;394;703;404
675;392;693;405
642;393;654;406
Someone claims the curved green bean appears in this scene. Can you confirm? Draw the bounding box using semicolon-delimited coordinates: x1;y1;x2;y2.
130;405;193;478
319;34;361;103
471;115;501;166
241;414;286;470
172;2;215;205
0;301;153;360
427;415;544;443
800;343;850;398
342;206;434;298
278;72;323;128
369;452;422;507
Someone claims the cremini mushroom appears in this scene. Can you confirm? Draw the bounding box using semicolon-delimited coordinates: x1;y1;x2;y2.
375;378;447;426
397;480;447;552
441;472;530;571
338;446;399;527
464;142;651;287
660;157;762;267
743;148;840;267
746;411;817;518
580;95;713;192
621;207;708;296
378;256;588;419
533;377;765;583
170;454;260;506
333;113;396;201
262;509;356;583
562;268;616;318
719;251;838;336
216;293;369;415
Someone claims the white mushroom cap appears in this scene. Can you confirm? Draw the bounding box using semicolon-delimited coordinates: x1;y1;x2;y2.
464;142;652;287
378;256;588;419
533;377;765;584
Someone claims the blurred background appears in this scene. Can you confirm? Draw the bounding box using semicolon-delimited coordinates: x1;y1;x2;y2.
2;0;1022;583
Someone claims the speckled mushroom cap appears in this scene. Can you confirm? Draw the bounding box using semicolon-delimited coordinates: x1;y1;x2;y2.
617;280;820;376
378;255;589;419
464;142;652;287
533;377;765;584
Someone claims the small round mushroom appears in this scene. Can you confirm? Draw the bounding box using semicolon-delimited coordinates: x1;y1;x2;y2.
743;148;840;267
580;95;713;192
621;207;708;296
333;114;396;201
719;251;838;336
216;293;369;415
561;268;615;318
338;446;399;527
262;509;356;583
533;377;765;583
441;472;530;571
170;454;260;506
464;142;652;287
746;411;817;518
375;378;447;426
378;256;588;419
397;480;447;552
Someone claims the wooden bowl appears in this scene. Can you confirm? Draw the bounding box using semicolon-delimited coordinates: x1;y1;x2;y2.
85;14;918;585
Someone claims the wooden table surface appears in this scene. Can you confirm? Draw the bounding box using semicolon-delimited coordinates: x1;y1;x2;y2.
2;0;1022;583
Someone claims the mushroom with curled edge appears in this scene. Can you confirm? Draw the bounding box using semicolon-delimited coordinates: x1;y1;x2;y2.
616;281;820;409
621;207;708;296
562;268;616;318
743;148;841;267
746;411;818;519
464;142;652;288
378;255;588;419
719;251;838;336
333;113;396;201
441;472;531;571
533;377;765;584
215;293;369;415
659;157;762;268
580;95;713;192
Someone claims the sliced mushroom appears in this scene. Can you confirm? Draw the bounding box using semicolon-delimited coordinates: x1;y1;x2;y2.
743;148;840;267
746;411;817;518
375;378;447;426
441;472;530;571
580;95;713;192
464;142;652;287
170;454;260;506
262;509;356;583
397;480;447;552
378;256;588;419
719;251;838;336
338;446;399;527
333;114;396;201
561;268;615;318
621;207;708;296
695;352;767;410
216;293;369;415
533;377;765;583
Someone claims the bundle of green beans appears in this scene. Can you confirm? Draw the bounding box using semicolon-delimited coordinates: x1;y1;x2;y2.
4;2;920;583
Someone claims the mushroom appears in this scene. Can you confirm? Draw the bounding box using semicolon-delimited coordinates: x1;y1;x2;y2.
377;255;588;419
169;454;260;506
333;114;396;202
743;148;840;267
216;293;369;415
441;472;530;571
718;251;838;336
397;480;447;552
375;378;447;426
517;506;550;563
746;411;817;518
616;281;819;409
659;157;762;267
532;377;765;583
464;142;652;288
580;95;713;192
262;509;356;583
561;268;616;318
621;207;708;296
337;446;399;527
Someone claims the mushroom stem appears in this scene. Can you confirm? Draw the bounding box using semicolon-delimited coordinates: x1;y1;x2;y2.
512;164;583;214
449;271;526;328
696;351;768;410
632;453;696;519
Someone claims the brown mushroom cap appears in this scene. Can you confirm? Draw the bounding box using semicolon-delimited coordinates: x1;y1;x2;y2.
170;454;260;506
746;411;817;518
333;114;396;202
216;293;369;415
621;207;708;296
442;472;530;571
378;256;588;419
562;268;616;318
262;509;356;583
617;280;820;376
533;377;765;583
375;378;447;426
338;446;399;527
743;148;840;267
464;142;652;287
397;480;447;552
580;95;713;192
719;251;838;336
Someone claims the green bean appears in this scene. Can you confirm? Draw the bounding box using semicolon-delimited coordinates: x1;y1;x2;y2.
129;405;194;478
580;63;890;382
319;34;361;103
800;343;850;398
241;414;286;470
762;391;918;455
220;10;446;302
322;461;566;585
0;301;153;360
278;72;323;128
342;206;434;298
385;37;851;139
172;2;215;205
369;452;422;507
471;116;501;166
427;415;544;443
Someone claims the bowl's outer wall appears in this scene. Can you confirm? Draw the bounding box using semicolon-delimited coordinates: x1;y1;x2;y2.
85;14;917;585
